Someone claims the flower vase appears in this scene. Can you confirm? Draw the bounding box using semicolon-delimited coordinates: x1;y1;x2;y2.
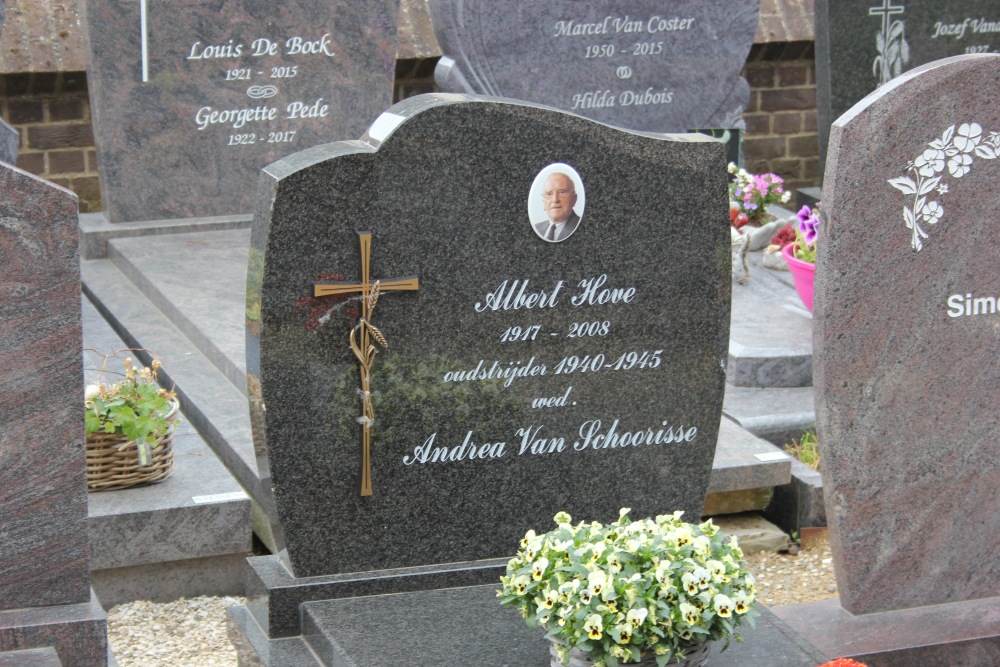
548;639;711;667
781;243;815;312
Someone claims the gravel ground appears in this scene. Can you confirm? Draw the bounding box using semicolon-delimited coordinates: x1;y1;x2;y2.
107;596;243;667
106;541;837;666
745;538;838;607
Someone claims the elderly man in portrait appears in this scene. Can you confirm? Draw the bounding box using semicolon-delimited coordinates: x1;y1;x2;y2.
533;172;581;242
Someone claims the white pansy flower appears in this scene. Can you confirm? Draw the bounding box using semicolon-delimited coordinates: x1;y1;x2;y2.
714;594;734;618
626;608;648;628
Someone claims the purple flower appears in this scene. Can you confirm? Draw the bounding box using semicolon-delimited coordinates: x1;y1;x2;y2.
797;205;819;245
796;205;813;224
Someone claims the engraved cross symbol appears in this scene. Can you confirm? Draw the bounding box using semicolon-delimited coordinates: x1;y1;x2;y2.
314;232;419;497
869;0;905;37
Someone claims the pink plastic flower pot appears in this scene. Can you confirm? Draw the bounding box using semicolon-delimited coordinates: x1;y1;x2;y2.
781;243;815;312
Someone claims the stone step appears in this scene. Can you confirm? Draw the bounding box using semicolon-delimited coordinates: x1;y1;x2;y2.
82;292;253;607
81;227;802;544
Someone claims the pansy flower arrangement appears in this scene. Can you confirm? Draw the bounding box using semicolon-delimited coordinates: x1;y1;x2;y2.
499;509;758;667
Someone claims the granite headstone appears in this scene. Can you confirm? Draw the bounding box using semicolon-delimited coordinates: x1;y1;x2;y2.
82;0;397;223
772;55;1000;664
816;0;1000;167
428;1;760;132
816;53;1000;615
0;164;107;664
0;3;20;165
247;94;731;579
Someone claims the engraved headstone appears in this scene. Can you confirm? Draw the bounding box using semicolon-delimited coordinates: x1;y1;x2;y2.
82;0;397;223
428;1;760;133
776;54;1000;662
816;0;1000;166
246;94;731;578
0;163;107;664
0;4;20;165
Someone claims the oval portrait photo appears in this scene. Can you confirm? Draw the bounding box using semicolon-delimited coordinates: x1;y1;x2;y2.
528;163;586;243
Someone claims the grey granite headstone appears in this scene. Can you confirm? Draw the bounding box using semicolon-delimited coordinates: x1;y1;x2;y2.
0;164;107;664
428;1;760;132
816;54;1000;614
82;0;397;223
816;0;1000;167
248;94;731;578
0;4;20;165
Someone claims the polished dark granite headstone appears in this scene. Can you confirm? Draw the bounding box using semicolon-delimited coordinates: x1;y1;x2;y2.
248;93;731;578
816;0;1000;166
428;1;760;132
800;53;1000;662
0;164;107;663
82;0;397;223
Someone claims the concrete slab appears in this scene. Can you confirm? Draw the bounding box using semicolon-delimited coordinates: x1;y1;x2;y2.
82;297;252;606
713;513;792;555
729;251;814;388
723;383;815;446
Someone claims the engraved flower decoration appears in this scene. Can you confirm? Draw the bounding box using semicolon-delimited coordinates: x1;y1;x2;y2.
888;123;999;251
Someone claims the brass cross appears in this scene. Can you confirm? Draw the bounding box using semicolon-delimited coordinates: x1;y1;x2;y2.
315;231;419;496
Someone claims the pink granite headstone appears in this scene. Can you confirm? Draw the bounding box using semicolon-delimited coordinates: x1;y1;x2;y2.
815;54;1000;615
0;163;107;664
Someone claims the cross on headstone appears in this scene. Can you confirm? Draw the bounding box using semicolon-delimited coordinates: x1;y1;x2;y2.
869;0;905;36
314;231;419;496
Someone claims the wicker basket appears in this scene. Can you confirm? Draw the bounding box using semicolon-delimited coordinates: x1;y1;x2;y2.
86;400;179;492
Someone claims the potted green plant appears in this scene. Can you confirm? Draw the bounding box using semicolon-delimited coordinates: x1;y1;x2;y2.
84;352;179;491
499;509;758;667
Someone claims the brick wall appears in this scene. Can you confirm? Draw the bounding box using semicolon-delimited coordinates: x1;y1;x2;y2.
0;71;100;212
741;42;820;194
